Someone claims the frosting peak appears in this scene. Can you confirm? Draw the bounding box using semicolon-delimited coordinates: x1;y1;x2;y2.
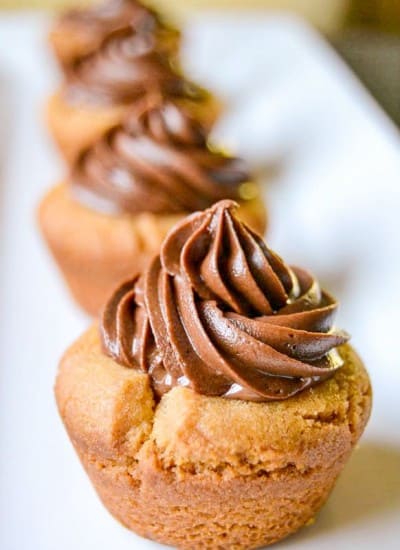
72;100;252;214
102;201;349;401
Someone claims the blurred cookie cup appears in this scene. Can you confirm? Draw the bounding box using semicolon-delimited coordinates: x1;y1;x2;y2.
39;100;266;316
55;201;371;549
47;22;220;164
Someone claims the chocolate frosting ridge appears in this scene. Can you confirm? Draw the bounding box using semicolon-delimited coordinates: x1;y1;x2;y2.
102;201;349;401
72;99;251;214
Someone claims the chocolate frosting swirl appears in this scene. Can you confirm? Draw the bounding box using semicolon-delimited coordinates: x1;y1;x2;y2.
101;201;349;402
55;0;179;69
72;99;252;214
64;24;188;105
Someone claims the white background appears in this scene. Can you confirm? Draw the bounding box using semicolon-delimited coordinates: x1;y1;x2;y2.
0;12;399;550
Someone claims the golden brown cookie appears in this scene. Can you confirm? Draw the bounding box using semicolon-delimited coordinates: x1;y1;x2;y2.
56;325;371;549
38;184;267;316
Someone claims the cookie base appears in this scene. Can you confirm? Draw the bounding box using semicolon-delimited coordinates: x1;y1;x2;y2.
56;327;372;549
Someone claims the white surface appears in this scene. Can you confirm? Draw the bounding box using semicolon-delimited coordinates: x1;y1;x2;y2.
0;12;399;550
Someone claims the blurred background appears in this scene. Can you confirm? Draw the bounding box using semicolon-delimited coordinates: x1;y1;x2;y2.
1;0;400;125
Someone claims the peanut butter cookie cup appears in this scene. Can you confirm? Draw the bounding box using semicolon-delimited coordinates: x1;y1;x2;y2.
56;200;371;548
40;102;266;316
47;1;219;164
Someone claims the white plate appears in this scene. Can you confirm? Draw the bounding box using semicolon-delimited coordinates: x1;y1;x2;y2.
0;12;399;550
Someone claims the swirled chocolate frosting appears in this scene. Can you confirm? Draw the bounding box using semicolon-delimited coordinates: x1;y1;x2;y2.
101;201;349;402
54;0;179;68
64;24;187;105
72;99;251;214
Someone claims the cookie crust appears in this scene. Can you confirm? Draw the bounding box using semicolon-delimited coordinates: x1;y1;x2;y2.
55;326;371;549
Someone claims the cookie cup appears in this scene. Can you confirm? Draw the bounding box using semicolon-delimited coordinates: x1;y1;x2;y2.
55;326;371;550
38;184;267;316
46;90;222;164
